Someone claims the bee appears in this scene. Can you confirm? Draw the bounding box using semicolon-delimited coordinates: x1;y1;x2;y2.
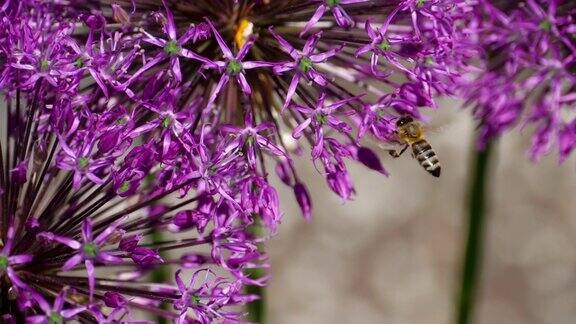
388;115;441;177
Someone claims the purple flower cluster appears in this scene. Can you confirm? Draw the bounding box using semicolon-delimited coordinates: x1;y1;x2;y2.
459;0;576;161
0;0;469;322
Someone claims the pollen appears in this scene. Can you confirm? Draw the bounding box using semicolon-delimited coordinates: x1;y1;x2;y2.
234;19;254;50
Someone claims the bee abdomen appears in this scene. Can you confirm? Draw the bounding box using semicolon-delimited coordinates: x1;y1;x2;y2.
412;140;441;177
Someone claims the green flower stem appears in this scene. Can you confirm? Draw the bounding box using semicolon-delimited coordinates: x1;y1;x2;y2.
245;219;266;323
456;139;494;324
245;267;266;323
151;229;169;324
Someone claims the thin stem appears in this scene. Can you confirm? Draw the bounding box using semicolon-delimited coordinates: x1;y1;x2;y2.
455;139;494;324
245;268;266;323
245;219;266;324
150;226;170;324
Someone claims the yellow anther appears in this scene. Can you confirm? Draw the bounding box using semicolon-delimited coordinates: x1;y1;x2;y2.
235;19;254;49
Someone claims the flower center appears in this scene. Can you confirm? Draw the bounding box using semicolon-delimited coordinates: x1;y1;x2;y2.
164;40;181;56
326;0;340;7
191;294;201;304
119;181;130;193
74;57;84;68
161;116;172;128
0;256;8;269
378;39;391;51
298;57;313;72
83;243;98;258
116;117;128;125
40;59;50;72
227;60;243;76
77;157;89;170
539;20;552;31
49;312;64;324
416;0;426;7
317;113;328;125
207;165;218;176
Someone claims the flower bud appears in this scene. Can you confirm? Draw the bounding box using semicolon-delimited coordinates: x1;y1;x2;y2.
357;146;388;176
130;247;163;266
275;160;293;186
173;210;210;232
119;234;142;252
293;183;312;220
104;292;127;308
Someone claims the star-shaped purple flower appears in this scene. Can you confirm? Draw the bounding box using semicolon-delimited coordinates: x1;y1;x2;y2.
269;29;341;110
38;219;124;300
204;18;272;107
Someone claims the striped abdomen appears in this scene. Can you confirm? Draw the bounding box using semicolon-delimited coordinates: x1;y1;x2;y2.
412;139;441;177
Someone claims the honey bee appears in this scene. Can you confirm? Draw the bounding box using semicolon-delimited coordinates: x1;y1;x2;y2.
389;115;441;177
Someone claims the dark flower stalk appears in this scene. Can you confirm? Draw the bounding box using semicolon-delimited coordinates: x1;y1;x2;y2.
456;139;494;324
0;0;472;322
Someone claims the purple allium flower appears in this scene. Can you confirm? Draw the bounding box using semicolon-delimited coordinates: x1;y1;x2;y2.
458;0;576;162
0;226;34;290
27;288;86;324
0;0;470;321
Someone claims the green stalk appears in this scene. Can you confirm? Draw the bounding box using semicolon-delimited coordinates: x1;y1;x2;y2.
245;217;266;323
151;229;169;324
245;267;266;323
455;139;494;324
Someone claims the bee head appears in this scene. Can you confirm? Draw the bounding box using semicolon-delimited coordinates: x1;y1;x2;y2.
396;116;413;127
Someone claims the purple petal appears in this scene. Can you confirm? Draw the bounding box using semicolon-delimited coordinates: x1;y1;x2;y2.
236;73;251;95
61;307;87;319
39;232;81;250
62;254;83;271
175;269;186;292
332;6;353;28
205;18;233;59
8;254;33;265
54;289;66;312
283;74;301;110
292;118;312;139
300;5;327;37
303;32;322;55
242;61;273;70
171;56;182;83
98;252;123;264
237;38;255;60
162;0;177;40
268;27;298;58
94;220;122;245
85;260;95;300
7;268;29;290
207;74;230;107
81;219;93;242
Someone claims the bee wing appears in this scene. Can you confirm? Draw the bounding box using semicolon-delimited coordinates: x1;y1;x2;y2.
375;137;406;152
421;114;458;136
423;124;448;135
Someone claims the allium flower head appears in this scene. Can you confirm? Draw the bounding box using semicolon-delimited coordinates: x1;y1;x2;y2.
459;0;576;162
0;0;470;321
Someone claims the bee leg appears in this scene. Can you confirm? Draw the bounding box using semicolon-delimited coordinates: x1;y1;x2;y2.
388;144;409;158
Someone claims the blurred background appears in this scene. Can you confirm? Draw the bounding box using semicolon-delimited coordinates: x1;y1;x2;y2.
266;107;576;324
